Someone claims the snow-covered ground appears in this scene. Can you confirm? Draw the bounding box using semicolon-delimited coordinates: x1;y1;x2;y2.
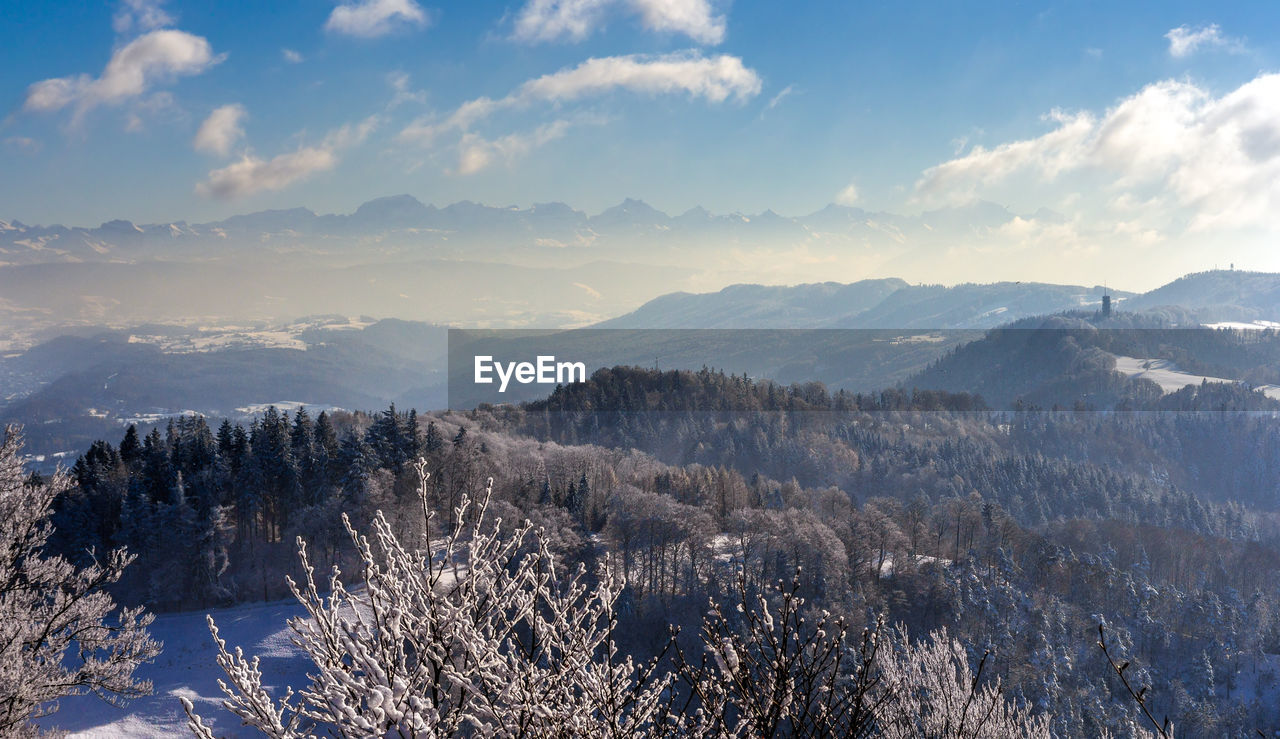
125;317;376;355
1203;320;1280;331
875;553;951;578
1111;355;1238;394
232;401;347;416
37;599;313;738
1111;355;1280;401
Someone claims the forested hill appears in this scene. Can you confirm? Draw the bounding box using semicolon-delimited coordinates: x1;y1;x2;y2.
910;314;1280;410
522;365;987;413
52;366;1280;733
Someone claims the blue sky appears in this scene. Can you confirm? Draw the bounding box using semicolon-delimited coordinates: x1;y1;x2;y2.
2;0;1279;261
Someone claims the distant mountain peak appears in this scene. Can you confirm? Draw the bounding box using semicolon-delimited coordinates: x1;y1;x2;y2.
599;198;664;216
97;219;142;233
530;201;581;217
351;194;434;222
357;193;427;209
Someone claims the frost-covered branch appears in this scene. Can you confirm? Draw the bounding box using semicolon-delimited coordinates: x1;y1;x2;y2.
185;458;679;736
0;426;161;734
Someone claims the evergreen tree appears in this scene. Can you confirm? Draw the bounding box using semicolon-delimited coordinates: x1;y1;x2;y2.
313;411;340;488
366;404;408;475
424;420;444;454
119;424;143;471
338;430;376;507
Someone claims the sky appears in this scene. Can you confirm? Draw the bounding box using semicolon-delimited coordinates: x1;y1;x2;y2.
3;1;1280;284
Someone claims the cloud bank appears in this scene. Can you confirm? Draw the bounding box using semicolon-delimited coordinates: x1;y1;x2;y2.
915;72;1280;233
513;0;725;45
399;51;759;172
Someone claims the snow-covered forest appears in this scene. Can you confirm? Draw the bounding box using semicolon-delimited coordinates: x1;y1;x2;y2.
12;364;1280;735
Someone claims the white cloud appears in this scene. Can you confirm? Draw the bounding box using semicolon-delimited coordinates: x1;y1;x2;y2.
401;51;759;145
915;109;1095;203
519;52;758;102
455;120;572;175
914;72;1280;232
194;104;247;156
629;0;724;44
197;116;377;199
197;148;337;199
282;48;304;63
1165;23;1241;58
765;84;793;111
399;51;755;175
513;0;610;41
325;0;430;38
321;115;380;149
513;0;724;44
387;71;427;108
835;183;859;206
23;29;221;123
113;0;175;34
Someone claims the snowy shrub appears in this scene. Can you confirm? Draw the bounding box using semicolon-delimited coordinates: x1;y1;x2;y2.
672;569;887;736
672;569;1050;738
183;459;678;736
874;626;1051;738
0;426;161;734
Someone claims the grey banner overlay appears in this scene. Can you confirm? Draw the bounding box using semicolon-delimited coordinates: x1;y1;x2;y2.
447;327;1280;412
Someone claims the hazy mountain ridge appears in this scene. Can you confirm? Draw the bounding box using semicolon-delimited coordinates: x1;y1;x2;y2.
602;270;1280;329
0;195;1093;340
600;279;1131;329
0;196;1037;266
1;319;449;463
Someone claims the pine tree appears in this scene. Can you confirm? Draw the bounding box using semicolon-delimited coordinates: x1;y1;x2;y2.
338;430;375;507
119;424;143;471
366;404;408;474
423;420;444;454
569;471;590;524
403;408;423;463
313;411;340;489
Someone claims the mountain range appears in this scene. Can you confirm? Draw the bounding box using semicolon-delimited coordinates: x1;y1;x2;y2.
0;195;1038;267
0;195;1091;340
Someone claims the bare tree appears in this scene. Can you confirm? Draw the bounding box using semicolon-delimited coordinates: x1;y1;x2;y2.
0;426;161;734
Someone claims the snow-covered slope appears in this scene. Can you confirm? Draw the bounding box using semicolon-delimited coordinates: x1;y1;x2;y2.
1112;355;1280;401
38;599;312;738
